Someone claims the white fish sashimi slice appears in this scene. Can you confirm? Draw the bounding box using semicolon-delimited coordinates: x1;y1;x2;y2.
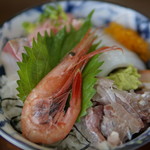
95;30;146;76
0;37;30;77
0;52;19;77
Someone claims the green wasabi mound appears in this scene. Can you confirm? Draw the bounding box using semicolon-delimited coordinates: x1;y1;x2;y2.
107;65;141;90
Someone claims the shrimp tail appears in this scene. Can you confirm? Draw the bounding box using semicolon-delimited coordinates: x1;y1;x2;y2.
70;70;82;107
64;70;82;122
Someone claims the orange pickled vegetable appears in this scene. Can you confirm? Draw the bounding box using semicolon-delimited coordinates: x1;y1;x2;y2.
105;22;150;62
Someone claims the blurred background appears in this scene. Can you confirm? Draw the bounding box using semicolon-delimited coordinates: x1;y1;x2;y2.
0;0;150;24
0;0;150;150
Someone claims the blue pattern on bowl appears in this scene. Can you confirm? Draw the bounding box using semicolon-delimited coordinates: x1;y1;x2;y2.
0;1;150;150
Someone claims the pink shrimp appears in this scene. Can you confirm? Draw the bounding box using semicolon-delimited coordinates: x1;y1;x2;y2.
21;30;121;144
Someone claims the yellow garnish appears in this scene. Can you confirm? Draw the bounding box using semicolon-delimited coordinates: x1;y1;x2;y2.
105;22;150;62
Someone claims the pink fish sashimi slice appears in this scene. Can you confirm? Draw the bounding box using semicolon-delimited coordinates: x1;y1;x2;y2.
3;38;30;61
101;103;144;142
93;77;150;123
85;105;105;143
2;15;82;62
28;14;82;42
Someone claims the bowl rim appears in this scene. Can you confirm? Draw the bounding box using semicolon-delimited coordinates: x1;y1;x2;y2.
0;128;40;150
0;0;150;28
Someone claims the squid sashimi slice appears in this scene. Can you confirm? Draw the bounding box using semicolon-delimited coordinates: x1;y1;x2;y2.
95;30;146;76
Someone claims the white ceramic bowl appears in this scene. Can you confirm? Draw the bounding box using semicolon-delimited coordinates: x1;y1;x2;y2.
0;1;150;150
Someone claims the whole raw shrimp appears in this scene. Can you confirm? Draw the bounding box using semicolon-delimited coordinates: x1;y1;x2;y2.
21;30;119;144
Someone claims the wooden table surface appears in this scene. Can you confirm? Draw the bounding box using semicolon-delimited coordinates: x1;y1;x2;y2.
0;0;150;150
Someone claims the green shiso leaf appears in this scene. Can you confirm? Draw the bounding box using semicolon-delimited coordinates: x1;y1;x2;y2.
77;53;103;122
17;11;93;102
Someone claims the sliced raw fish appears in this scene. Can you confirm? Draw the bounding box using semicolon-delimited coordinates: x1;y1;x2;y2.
2;37;29;61
95;31;146;76
101;103;144;142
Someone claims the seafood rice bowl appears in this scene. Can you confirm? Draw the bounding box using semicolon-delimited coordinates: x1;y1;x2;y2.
0;1;150;150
